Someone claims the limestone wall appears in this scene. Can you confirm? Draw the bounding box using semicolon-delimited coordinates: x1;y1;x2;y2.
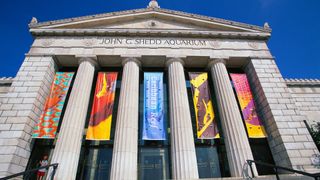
0;78;13;107
244;59;319;173
286;79;320;127
0;57;56;177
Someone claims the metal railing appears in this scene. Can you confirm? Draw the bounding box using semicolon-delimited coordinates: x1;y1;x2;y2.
247;160;320;180
0;163;58;180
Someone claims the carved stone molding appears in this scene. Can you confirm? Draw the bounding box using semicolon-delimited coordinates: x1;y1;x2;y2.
209;40;221;49
248;42;259;49
41;39;54;47
82;39;96;47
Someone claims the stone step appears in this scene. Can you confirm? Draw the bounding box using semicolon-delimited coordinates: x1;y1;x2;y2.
201;174;314;180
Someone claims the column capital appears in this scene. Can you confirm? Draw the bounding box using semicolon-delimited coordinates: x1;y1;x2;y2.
207;58;228;68
165;57;185;67
75;55;99;67
122;57;141;67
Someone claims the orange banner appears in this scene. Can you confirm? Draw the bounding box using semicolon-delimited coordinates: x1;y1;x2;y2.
230;73;267;138
32;72;74;138
86;72;118;140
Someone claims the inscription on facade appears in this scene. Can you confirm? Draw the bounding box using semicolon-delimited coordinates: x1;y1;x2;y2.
99;37;207;46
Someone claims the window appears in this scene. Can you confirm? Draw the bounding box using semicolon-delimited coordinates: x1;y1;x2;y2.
138;70;171;180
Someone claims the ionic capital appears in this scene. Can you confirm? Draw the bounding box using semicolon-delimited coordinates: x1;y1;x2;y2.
207;58;228;68
76;55;99;67
121;57;141;67
165;57;185;67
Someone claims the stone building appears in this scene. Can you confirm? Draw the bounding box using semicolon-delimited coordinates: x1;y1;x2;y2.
0;1;320;179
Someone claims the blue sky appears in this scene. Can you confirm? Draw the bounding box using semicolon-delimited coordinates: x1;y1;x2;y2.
1;0;319;78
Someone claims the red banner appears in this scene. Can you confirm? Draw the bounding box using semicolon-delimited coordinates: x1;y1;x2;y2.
86;72;118;140
32;72;74;138
189;72;219;139
230;73;267;138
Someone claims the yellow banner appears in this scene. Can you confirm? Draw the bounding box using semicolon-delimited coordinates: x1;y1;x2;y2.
189;72;219;139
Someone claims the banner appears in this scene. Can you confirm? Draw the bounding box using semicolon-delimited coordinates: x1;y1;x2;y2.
32;72;74;138
86;72;118;140
189;72;219;139
230;73;267;138
143;72;166;140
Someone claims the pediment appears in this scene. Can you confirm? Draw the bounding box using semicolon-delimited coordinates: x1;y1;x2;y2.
93;18;215;31
30;8;270;34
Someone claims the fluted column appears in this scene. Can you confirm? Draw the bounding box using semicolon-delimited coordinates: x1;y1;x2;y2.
209;59;258;177
49;56;97;180
166;58;199;179
110;57;140;180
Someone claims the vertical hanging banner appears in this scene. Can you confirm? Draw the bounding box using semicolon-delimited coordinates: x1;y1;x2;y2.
189;72;219;139
143;72;166;140
32;72;74;139
230;73;267;138
86;72;118;140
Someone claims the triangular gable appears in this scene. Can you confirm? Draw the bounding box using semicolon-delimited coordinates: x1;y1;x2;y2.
29;8;270;34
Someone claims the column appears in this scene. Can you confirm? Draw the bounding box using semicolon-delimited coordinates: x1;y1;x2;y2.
110;57;140;180
166;58;199;179
49;56;97;180
208;58;258;177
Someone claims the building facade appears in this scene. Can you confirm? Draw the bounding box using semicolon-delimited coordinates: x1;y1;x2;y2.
0;1;320;179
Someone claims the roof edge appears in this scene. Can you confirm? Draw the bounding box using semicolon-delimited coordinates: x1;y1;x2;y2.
285;78;320;86
0;77;14;84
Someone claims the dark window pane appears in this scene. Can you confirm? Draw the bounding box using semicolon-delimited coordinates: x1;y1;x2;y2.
25;139;54;180
138;148;170;180
81;148;113;180
196;147;221;178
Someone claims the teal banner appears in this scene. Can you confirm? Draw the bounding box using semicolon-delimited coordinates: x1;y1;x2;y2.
143;72;166;140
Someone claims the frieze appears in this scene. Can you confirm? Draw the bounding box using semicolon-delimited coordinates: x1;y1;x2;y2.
99;37;207;47
209;40;221;49
33;37;269;51
83;39;96;47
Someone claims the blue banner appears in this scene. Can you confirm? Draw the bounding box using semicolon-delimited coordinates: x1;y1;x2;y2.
143;72;166;140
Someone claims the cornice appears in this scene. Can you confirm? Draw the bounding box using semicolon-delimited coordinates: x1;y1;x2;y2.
285;78;320;86
0;77;14;84
29;28;270;40
29;8;271;33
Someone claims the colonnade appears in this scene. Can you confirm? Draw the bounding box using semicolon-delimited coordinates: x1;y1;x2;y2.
49;56;257;179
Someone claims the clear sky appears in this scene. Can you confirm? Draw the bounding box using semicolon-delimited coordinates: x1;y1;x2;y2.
0;0;319;78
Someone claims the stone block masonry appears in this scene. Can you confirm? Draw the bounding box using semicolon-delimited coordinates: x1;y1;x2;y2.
286;80;320;127
0;78;13;108
0;55;56;177
245;58;319;173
